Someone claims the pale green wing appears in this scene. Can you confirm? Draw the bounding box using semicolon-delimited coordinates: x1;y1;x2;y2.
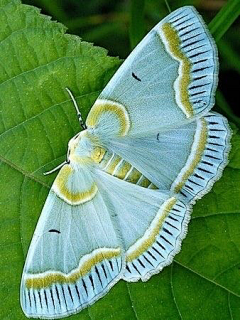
104;112;231;203
86;6;218;139
94;169;191;282
20;164;123;319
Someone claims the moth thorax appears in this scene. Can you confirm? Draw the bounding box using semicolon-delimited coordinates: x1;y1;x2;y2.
68;132;82;153
68;130;93;164
91;147;106;163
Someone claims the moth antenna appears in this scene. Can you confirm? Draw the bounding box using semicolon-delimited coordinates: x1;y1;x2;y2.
43;161;68;176
66;88;86;130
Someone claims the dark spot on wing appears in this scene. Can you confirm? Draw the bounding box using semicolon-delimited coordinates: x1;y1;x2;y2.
132;72;141;81
48;229;61;234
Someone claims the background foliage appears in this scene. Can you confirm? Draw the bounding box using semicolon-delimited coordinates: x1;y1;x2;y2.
0;0;240;319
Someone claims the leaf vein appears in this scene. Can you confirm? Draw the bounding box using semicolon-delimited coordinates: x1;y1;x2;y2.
0;153;49;188
228;292;234;320
170;263;183;320
125;283;139;320
175;260;240;298
0;90;100;140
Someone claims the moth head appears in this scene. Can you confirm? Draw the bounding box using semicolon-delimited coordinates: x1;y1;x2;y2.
67;130;95;164
68;132;82;153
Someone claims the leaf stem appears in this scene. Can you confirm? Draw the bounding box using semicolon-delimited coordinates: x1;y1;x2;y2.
218;39;240;75
164;0;172;13
129;0;145;49
209;0;240;42
216;91;240;128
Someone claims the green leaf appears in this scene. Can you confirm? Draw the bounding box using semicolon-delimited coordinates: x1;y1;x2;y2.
129;0;145;49
1;1;240;320
218;39;240;75
216;91;240;129
209;0;240;42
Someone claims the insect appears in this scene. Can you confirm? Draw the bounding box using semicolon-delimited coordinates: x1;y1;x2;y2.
20;6;231;319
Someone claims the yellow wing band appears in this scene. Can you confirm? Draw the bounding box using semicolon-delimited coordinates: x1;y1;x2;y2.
126;197;176;262
53;165;98;205
160;23;194;118
25;247;121;289
86;99;131;136
173;118;208;193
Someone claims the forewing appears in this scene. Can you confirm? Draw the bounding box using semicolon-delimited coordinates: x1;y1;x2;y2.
20;165;123;319
86;6;218;139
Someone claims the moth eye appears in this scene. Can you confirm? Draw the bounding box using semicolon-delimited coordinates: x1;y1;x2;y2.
74;133;80;140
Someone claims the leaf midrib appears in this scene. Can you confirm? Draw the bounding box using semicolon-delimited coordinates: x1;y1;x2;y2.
0;153;49;188
0;89;100;139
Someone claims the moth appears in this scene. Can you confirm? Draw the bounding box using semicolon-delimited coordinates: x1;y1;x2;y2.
21;6;231;319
